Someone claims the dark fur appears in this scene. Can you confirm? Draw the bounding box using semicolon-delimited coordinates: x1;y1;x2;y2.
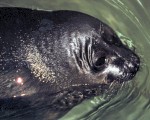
0;8;140;119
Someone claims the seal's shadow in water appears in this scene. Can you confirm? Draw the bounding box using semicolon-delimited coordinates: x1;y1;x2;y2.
0;7;140;120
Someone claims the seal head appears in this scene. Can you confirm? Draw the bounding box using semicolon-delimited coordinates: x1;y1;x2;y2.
61;13;140;85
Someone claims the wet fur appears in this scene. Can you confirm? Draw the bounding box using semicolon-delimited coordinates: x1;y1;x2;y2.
0;8;140;119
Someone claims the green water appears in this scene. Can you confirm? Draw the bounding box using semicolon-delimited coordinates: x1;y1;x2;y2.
0;0;149;120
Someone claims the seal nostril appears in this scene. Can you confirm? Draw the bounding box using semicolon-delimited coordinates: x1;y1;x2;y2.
130;55;140;72
126;56;140;80
130;64;139;74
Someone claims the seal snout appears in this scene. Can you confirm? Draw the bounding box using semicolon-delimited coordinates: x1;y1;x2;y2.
106;53;140;82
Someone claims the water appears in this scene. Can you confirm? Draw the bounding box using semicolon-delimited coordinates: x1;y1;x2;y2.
0;0;149;120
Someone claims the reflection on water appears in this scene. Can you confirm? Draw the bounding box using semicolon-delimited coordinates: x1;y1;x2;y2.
0;0;150;120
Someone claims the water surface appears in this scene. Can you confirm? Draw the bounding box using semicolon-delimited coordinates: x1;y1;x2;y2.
0;0;149;120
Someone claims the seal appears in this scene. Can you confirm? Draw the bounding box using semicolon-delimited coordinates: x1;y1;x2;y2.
0;7;140;119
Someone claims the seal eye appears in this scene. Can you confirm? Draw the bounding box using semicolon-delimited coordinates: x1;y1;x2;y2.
95;56;106;67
